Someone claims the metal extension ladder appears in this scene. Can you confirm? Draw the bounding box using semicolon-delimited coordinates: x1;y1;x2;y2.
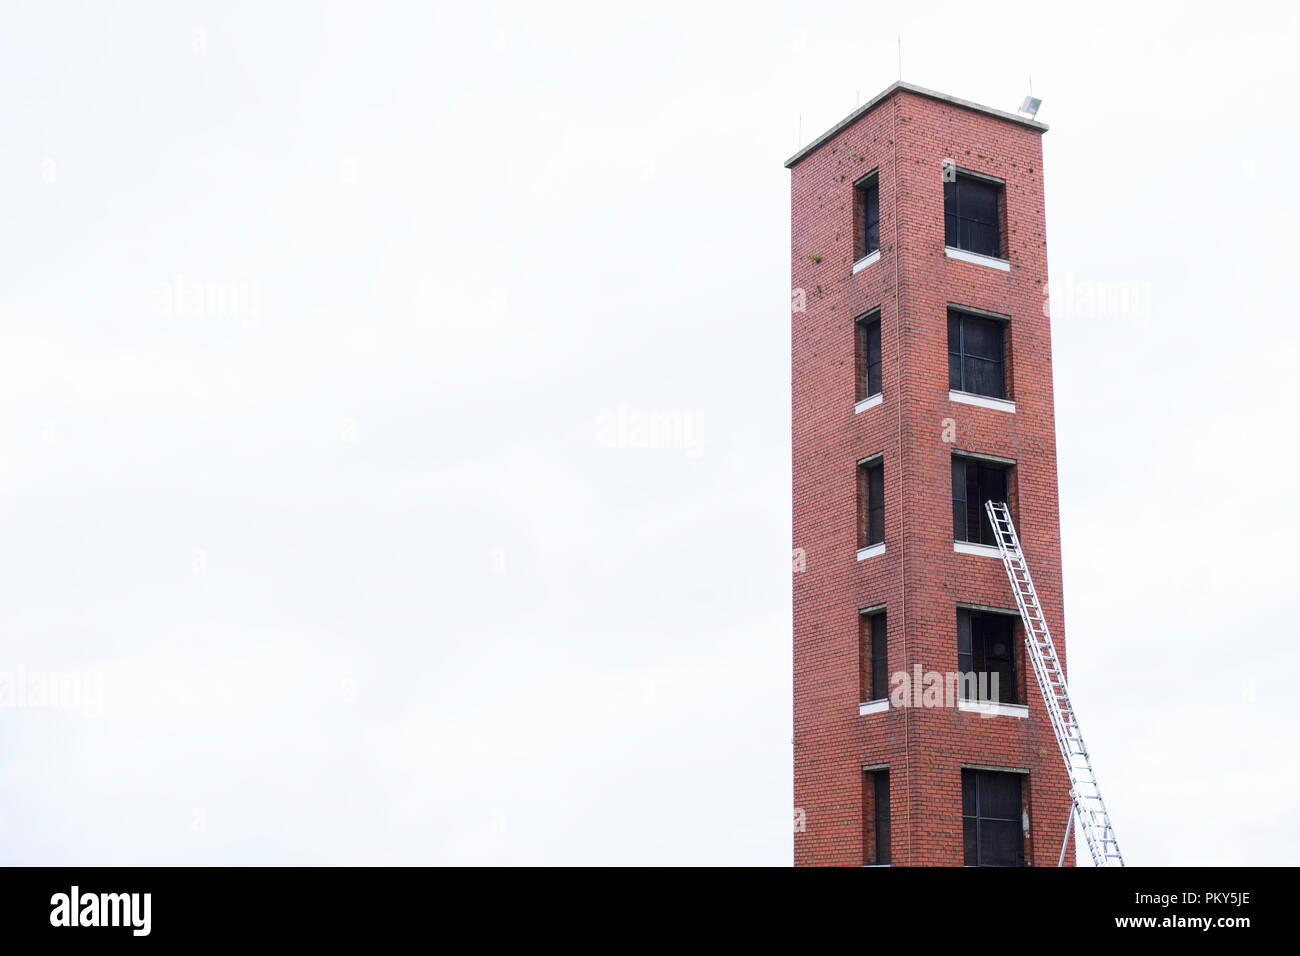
984;500;1124;867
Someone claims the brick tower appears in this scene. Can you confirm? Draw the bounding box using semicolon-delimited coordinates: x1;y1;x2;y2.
789;82;1072;866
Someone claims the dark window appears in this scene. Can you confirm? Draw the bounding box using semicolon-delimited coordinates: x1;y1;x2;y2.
856;173;880;258
957;609;1019;704
962;769;1024;866
859;459;884;548
948;309;1005;399
861;610;888;702
944;174;1002;258
952;456;1009;546
865;769;890;865
874;771;891;864
857;312;882;400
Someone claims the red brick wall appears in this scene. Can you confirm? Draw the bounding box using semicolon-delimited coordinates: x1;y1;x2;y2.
791;88;1072;866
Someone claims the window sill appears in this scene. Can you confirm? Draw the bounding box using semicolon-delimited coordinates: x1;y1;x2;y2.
857;542;885;561
944;246;1010;272
861;864;891;868
858;698;889;716
949;390;1015;413
953;541;1001;558
855;393;883;414
958;699;1029;719
852;250;881;274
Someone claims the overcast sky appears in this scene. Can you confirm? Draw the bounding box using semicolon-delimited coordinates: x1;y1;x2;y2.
0;1;1296;865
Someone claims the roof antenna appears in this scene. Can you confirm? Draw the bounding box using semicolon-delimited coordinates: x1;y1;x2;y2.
897;35;902;80
1019;74;1042;118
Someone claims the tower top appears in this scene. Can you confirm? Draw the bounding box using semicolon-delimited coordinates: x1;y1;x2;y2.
784;80;1048;170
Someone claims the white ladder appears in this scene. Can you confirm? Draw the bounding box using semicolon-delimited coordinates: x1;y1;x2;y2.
984;500;1124;867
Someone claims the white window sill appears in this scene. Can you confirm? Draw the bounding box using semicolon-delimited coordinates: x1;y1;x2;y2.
858;699;889;716
855;393;882;414
944;246;1010;272
852;250;881;274
958;699;1029;719
953;541;1001;558
949;390;1015;413
861;864;891;868
857;542;885;561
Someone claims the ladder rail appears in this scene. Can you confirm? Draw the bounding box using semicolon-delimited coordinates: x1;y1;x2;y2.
984;500;1124;867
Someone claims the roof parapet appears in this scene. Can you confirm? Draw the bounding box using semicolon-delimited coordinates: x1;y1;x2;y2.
784;81;1048;169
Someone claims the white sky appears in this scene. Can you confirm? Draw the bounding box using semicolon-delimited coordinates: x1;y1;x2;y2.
1;0;1296;865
